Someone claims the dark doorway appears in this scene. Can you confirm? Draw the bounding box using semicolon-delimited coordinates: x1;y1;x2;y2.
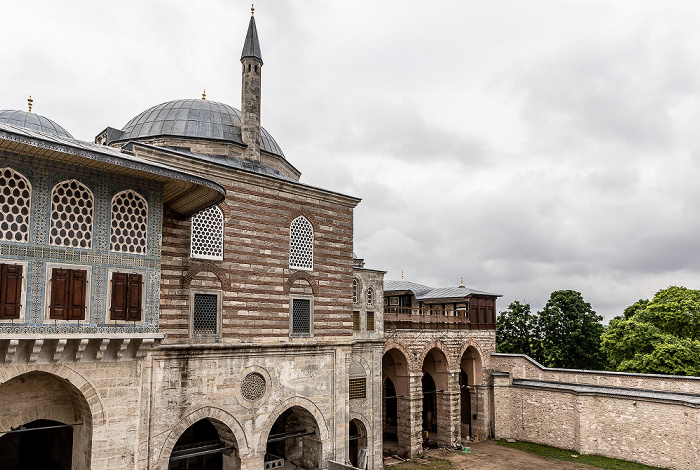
0;419;73;470
349;419;367;469
266;406;321;469
169;419;224;470
422;373;437;434
383;377;398;442
459;370;472;439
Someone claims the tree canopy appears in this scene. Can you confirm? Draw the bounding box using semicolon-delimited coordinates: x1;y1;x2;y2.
497;290;605;370
601;286;700;376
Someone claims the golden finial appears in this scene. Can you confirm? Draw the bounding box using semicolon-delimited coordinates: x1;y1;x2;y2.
460;277;464;287
401;270;404;281
251;4;255;16
202;89;206;100
27;96;33;113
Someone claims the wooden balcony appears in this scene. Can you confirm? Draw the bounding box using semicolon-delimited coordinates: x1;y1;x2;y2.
384;307;496;331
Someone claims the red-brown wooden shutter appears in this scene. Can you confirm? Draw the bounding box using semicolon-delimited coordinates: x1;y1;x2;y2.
126;273;142;321
68;269;87;320
0;264;23;319
50;268;69;320
110;272;128;320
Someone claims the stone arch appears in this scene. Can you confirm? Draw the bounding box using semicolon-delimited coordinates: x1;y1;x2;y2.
383;339;417;373
155;405;248;470
349;353;371;377
348;413;370;468
283;271;319;296
459;343;484;385
182;262;229;289
284;209;319;232
0;369;96;470
0;365;105;426
417;340;453;372
258;396;329;454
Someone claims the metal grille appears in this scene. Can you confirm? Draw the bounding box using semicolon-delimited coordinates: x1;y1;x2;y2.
110;190;148;254
241;372;266;401
50;180;93;249
366;311;375;331
289;216;313;270
193;293;218;335
349;378;366;400
0;167;31;243
352;311;360;331
292;298;311;335
191;205;224;259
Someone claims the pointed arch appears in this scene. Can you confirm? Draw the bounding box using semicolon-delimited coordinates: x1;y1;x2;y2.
110;189;148;254
191;205;224;260
289;215;314;270
50;179;94;249
0;167;31;243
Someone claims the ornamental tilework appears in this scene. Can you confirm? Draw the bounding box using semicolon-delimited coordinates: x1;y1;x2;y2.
0;151;164;334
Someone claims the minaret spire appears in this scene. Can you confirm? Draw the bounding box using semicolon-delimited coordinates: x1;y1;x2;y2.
240;9;263;161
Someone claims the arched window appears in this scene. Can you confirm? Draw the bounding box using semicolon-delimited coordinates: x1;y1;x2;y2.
367;287;374;306
110;190;148;255
191;205;224;260
289;216;313;270
0;168;31;243
50;180;93;249
352;278;359;304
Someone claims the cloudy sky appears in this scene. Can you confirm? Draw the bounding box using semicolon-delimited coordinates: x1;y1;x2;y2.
4;1;700;321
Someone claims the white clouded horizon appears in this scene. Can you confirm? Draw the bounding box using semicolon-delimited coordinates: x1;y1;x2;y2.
4;0;700;321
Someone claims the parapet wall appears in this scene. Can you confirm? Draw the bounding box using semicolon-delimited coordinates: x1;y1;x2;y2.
491;354;700;470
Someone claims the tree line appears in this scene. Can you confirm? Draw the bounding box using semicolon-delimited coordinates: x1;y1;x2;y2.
496;286;700;376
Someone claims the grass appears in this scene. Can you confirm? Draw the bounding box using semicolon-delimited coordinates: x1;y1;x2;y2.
496;440;668;470
392;457;453;470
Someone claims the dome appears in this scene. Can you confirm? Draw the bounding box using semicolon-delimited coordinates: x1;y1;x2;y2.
120;99;284;157
0;109;73;139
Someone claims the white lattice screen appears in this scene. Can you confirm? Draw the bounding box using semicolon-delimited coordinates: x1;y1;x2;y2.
289;216;313;270
191;206;224;260
50;180;93;249
0;168;31;243
110;190;148;254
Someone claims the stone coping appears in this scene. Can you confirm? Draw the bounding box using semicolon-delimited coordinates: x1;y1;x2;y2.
0;333;165;340
491;353;700;381
513;378;700;406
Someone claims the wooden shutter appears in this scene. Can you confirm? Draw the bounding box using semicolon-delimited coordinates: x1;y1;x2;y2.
50;268;69;320
68;269;87;320
0;264;23;319
126;273;142;321
110;272;128;320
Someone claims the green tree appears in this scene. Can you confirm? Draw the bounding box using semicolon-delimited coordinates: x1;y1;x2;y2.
534;290;605;370
602;286;700;376
497;301;537;357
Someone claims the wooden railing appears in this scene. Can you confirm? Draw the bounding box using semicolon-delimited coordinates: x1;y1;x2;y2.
383;307;495;331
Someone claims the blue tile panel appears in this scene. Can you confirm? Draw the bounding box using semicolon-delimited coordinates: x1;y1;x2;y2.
0;150;163;334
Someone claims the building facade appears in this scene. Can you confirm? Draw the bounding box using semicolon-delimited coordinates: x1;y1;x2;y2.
0;13;385;470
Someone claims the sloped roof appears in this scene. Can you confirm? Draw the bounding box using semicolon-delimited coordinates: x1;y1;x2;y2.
384;279;501;300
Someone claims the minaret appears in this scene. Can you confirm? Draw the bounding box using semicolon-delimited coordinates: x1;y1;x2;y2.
241;5;263;161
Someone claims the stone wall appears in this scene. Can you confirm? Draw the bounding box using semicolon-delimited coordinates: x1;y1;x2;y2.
491;354;700;470
383;329;496;457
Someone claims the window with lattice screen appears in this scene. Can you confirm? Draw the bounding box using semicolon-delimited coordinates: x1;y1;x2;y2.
191;291;221;336
367;287;374;306
50;180;93;249
352;278;359;304
290;297;313;336
289;216;313;270
110;190;148;255
191;205;224;260
366;311;375;331
352;311;360;331
349;378;366;399
0;168;31;243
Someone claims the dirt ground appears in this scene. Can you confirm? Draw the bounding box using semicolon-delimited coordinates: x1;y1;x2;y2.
402;440;602;470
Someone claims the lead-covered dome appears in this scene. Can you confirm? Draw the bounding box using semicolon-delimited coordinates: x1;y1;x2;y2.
0;110;73;139
120;99;284;157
